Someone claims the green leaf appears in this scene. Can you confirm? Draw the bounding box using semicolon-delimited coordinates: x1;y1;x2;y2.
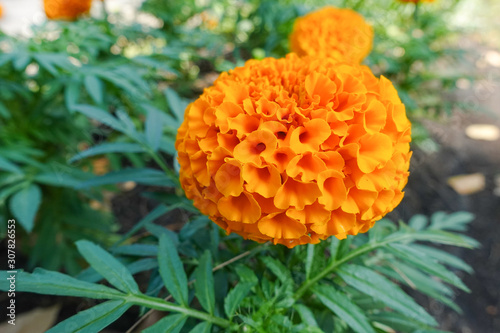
369;312;429;332
9;183;42;232
34;172;81;188
195;251;216;315
313;284;375;333
329;237;341;262
73;105;125;133
410;244;473;273
143;314;187;333
65;80;81;111
386;244;470;292
338;265;437;326
224;281;254;318
76;240;139;293
146;107;164;151
158;233;189;306
261;257;293;284
84;75;104;104
408;214;428;231
69;142;145;163
0;156;22;174
414;230;479;248
111;244;158;257
305;244;315;280
0;269;124;299
189;321;212;333
293;304;319;327
46;300;130;333
79;168;176;188
165;88;188;121
429;211;475;231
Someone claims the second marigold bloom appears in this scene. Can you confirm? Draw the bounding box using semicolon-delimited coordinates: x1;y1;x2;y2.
175;54;411;248
44;0;92;21
289;6;374;64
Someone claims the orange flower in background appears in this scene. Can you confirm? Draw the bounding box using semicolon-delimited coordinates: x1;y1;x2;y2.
44;0;92;21
289;6;374;64
175;54;411;248
399;0;435;3
0;4;3;18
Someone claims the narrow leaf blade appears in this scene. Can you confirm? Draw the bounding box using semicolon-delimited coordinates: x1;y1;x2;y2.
158;234;188;306
9;184;42;232
195;251;216;314
76;240;139;293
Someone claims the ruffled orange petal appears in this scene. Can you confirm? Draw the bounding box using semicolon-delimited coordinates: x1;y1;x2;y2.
357;133;393;173
289;119;331;154
318;170;347;210
274;177;322;210
214;160;243;197
286;152;327;182
233;129;277;166
218;192;261;224
242;163;281;198
258;212;307;239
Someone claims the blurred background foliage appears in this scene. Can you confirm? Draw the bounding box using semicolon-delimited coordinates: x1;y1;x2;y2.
0;0;467;273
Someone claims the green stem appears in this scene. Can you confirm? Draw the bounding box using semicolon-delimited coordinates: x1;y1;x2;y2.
147;148;179;185
294;233;416;299
413;1;420;22
126;293;231;328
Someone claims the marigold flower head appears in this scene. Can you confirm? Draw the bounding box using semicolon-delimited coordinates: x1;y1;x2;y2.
175;54;411;248
44;0;92;21
398;0;435;3
289;6;374;64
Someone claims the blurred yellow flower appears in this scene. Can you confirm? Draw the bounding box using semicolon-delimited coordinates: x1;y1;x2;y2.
44;0;92;21
175;54;411;248
289;6;374;64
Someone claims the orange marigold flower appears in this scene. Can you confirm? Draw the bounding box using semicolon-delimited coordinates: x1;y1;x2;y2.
175;54;411;248
0;4;3;18
398;0;435;3
44;0;92;21
289;6;374;64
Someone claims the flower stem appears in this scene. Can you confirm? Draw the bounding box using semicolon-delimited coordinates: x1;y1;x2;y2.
126;293;231;328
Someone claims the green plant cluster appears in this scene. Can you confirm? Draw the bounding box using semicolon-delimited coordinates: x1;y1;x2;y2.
1;211;477;332
0;0;477;331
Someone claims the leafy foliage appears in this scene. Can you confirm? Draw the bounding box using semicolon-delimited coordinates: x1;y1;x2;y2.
0;211;477;332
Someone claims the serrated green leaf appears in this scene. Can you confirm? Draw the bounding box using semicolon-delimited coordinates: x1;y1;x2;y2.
65;80;81;111
338;265;437;326
34;172;81;188
261;257;292;284
195;251;216;314
305;244;315;280
414;230;479;248
0;269;124;299
69;143;145;163
146;107;164;151
73;105;125;132
78;168;176;188
408;214;428;231
84;75;104;104
410;244;473;273
165;88;188;121
143;314;187;333
189;321;212;333
293;304;319;328
235;265;259;285
0;156;22;174
313;284;376;333
111;244;158;256
224;281;254;318
76;240;139;293
46;300;130;333
387;244;470;292
158;233;189;306
369;312;429;332
9;183;42;232
429;211;475;231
